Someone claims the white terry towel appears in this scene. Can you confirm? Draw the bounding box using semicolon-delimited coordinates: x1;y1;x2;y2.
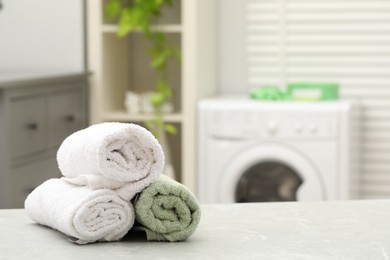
57;122;165;200
25;178;135;244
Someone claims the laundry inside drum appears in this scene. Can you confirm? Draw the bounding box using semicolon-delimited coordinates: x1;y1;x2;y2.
235;161;303;202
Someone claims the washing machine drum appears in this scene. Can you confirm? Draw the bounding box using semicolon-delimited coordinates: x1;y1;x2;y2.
218;144;326;203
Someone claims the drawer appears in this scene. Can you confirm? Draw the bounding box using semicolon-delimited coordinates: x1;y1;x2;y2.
48;89;85;148
8;95;47;158
7;158;61;208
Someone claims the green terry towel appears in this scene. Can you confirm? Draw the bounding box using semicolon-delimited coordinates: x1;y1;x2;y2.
133;175;201;242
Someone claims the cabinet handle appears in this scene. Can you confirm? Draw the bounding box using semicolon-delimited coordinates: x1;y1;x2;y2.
26;123;38;131
64;115;75;122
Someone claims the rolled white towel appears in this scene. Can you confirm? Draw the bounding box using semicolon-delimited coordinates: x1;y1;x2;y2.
57;122;165;200
25;178;135;244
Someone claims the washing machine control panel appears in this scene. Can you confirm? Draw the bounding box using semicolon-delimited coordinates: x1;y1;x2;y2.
207;109;339;140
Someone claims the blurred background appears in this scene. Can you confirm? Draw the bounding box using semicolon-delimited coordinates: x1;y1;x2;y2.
0;0;389;208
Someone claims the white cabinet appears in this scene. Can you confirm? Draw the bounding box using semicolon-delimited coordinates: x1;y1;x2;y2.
0;73;88;208
87;0;218;192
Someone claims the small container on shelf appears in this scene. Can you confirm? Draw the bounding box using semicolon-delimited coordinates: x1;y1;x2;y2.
125;90;175;115
161;102;174;114
124;91;141;114
139;91;155;114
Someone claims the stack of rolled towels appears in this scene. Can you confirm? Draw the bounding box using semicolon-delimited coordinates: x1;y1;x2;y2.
24;122;201;244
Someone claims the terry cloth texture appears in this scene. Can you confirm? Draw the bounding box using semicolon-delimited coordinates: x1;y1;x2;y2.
133;175;201;242
25;178;135;244
57;122;165;200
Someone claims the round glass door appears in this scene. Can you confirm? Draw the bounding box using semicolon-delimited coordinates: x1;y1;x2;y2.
235;161;303;202
217;144;325;202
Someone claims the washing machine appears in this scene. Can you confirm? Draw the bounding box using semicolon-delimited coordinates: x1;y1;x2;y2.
198;96;360;203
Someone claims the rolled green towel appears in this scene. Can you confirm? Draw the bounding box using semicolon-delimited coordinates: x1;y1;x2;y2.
133;175;201;242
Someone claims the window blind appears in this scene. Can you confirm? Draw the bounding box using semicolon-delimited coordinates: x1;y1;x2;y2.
244;0;390;198
245;0;390;198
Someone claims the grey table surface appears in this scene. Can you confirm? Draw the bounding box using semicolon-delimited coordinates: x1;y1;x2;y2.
1;200;390;260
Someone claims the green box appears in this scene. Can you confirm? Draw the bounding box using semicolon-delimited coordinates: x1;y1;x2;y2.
287;83;339;101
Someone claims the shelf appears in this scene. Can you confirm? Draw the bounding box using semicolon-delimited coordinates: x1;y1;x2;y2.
88;0;218;192
104;111;183;123
102;24;182;34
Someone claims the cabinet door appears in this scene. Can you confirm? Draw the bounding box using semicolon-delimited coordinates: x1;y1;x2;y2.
7;157;60;208
48;89;85;148
8;95;47;158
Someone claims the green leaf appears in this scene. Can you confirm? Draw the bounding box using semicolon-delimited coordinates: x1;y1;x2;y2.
117;9;136;37
155;33;165;44
149;92;165;108
151;48;173;71
165;0;173;7
164;123;177;135
105;0;121;18
157;80;172;98
155;0;164;6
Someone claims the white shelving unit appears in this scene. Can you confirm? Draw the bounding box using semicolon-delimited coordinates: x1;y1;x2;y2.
86;0;218;193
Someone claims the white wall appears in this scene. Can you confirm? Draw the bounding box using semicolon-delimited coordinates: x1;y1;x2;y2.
218;0;246;94
0;0;84;72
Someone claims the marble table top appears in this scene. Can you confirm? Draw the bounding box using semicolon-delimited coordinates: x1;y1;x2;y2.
1;200;390;260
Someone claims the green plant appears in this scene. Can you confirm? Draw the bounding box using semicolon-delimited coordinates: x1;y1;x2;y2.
105;0;180;138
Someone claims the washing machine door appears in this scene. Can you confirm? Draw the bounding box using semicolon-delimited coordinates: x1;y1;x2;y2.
218;143;326;203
